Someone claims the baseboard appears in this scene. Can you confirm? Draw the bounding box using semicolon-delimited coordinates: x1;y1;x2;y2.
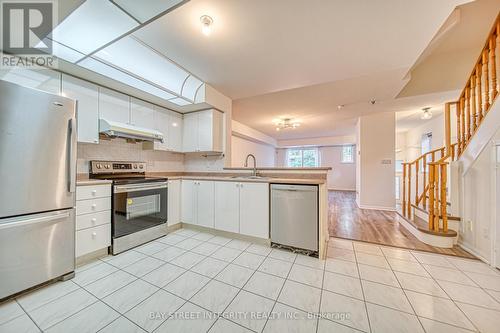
357;204;396;212
328;188;356;191
458;241;491;264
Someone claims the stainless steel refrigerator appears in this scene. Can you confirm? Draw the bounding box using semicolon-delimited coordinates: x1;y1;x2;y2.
0;79;77;299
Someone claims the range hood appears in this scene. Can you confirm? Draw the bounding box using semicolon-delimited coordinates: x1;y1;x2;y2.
99;119;163;142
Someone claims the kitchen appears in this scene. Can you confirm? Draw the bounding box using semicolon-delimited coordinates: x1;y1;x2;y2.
0;0;329;326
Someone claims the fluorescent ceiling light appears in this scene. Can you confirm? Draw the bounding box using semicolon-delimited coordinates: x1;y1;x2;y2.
95;36;189;96
114;0;184;23
0;68;54;89
79;57;176;100
169;97;191;106
50;0;138;55
182;75;204;101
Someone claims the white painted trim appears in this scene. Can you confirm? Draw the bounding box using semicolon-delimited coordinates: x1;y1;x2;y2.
357;204;396;212
328;188;356;191
399;218;455;248
460;99;500;174
458;241;491;264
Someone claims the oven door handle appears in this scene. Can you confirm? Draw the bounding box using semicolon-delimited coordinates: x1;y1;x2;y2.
114;182;168;193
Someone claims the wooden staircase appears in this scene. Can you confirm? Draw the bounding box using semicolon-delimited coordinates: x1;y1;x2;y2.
399;12;500;248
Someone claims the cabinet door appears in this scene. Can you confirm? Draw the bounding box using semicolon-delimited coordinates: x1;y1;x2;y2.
168;179;181;226
181;180;195;224
168;112;183;152
0;66;60;94
214;182;240;233
62;75;99;144
153;108;170;151
197;110;213;152
196;181;215;228
130;98;155;128
182;113;198;152
98;87;130;123
240;183;269;239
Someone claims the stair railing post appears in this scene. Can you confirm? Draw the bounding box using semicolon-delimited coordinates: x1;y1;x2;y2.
407;164;412;218
402;163;407;217
441;163;448;232
428;164;435;230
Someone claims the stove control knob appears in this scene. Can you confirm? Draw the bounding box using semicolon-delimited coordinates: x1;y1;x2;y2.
139;164;144;169
96;163;101;169
133;164;137;169
105;164;110;169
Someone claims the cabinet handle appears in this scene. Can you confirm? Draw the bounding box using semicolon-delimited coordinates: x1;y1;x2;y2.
91;190;97;195
92;232;97;239
240;183;244;188
91;218;97;223
91;204;97;209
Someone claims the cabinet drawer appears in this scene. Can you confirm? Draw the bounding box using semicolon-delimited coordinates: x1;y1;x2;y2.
76;224;111;257
76;185;111;201
76;197;111;215
76;210;111;231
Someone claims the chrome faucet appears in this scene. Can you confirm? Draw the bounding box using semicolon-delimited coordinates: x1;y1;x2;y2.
244;154;257;176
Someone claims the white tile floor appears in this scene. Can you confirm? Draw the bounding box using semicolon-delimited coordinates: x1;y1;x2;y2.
2;230;500;333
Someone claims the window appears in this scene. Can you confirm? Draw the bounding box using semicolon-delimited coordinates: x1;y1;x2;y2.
421;133;432;171
395;176;401;200
286;148;319;167
341;145;354;163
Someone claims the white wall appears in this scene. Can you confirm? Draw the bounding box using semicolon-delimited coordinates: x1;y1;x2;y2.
404;113;445;162
278;135;356;147
231;135;276;167
357;111;396;210
461;140;496;262
319;146;356;190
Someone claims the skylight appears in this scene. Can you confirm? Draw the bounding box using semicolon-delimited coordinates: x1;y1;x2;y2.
46;0;204;107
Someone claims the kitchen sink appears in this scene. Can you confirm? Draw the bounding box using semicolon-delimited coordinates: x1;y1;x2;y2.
230;175;269;180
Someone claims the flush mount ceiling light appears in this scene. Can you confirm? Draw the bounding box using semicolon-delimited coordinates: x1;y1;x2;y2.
421;107;433;120
200;15;214;36
274;118;301;131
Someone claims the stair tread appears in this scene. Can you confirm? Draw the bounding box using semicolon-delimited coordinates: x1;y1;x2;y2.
411;204;461;221
411;216;457;237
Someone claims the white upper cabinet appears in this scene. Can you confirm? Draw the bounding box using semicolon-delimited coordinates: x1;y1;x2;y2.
130;98;155;128
182;113;198;152
0;67;60;95
62;75;99;144
182;109;223;153
98;87;130;123
168;112;183;152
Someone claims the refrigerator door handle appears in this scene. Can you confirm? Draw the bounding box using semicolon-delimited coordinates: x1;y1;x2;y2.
67;117;77;193
0;211;70;230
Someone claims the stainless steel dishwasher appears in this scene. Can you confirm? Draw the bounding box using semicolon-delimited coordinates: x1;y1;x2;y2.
270;184;318;253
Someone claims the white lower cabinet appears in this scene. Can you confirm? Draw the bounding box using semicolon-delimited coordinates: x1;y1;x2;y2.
214;182;240;233
197;181;215;228
181;180;269;239
239;183;269;239
181;180;215;227
168;179;181;226
181;180;195;224
76;184;111;258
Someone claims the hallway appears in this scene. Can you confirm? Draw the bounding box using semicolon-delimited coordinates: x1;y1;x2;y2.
328;191;475;259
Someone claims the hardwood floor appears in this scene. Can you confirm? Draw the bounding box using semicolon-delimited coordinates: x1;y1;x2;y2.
328;190;476;259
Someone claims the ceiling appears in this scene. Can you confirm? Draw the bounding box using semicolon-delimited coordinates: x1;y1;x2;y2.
399;0;500;97
133;0;471;100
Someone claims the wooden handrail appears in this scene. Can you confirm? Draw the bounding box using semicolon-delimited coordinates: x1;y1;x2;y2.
401;12;500;234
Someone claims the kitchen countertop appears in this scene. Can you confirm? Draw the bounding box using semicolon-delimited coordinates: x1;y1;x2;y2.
76;177;113;186
168;175;325;185
223;167;331;171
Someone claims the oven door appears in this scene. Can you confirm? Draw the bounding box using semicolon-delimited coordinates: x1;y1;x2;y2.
113;182;167;239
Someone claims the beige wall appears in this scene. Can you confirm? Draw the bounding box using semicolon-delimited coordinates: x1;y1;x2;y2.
231;135;276;167
356;111;396;210
319;146;356;191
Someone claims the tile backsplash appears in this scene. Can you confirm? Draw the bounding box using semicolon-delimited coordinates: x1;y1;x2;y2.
77;138;184;174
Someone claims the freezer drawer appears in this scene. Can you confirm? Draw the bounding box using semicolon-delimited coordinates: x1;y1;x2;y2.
271;184;318;252
0;209;75;299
